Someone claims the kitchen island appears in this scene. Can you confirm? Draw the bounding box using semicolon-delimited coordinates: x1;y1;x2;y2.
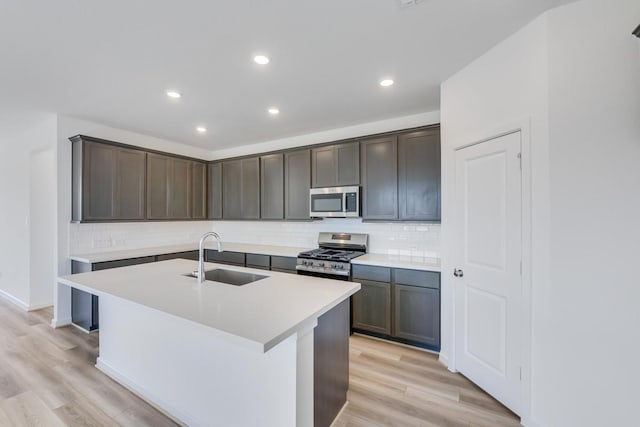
57;258;360;427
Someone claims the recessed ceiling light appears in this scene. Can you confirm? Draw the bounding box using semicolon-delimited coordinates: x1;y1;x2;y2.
268;107;280;115
196;126;207;133
379;79;394;87
166;90;182;98
254;55;270;65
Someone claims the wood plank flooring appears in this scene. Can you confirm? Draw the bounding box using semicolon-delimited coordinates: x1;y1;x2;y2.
0;296;520;426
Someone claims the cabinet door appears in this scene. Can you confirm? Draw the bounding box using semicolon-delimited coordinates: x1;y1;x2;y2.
223;160;242;219
223;158;260;219
398;128;441;221
260;153;284;219
208;162;222;219
393;284;440;347
114;147;146;220
241;157;260;219
311;142;359;188
191;161;207;219
146;153;171;219
284;149;311;220
360;136;398;220
168;157;190;219
312;145;337;187
352;280;391;335
82;141;117;220
336;141;359;186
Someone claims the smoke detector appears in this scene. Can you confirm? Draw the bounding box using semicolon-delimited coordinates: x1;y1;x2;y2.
397;0;424;8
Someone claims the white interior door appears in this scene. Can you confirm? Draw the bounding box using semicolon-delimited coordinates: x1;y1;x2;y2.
454;131;522;414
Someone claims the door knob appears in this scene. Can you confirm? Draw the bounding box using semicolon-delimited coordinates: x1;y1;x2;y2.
454;268;464;277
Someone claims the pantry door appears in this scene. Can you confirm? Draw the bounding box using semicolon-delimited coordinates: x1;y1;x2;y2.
454;131;523;414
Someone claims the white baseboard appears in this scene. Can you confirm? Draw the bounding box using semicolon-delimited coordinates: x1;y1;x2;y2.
438;352;458;373
0;289;29;311
96;358;192;426
51;317;73;328
28;303;53;312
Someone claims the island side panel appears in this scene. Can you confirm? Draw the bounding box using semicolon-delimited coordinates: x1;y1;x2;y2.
314;299;350;427
97;295;298;427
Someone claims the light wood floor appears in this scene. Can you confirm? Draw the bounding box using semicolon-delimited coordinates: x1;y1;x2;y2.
0;297;519;426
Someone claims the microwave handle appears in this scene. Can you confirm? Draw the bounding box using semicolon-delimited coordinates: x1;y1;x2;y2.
343;192;347;212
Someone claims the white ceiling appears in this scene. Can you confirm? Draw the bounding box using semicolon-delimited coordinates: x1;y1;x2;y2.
0;0;573;149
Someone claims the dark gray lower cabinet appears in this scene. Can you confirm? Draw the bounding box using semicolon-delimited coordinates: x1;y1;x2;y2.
71;256;155;331
393;285;440;347
205;250;245;266
314;299;349;427
270;255;298;273
245;253;270;270
352;280;391;335
156;251;199;261
351;265;441;350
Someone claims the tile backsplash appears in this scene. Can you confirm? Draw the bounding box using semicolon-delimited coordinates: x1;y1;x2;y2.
69;222;213;255
69;219;440;257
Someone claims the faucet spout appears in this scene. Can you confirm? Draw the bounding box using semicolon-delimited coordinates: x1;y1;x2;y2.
198;232;223;283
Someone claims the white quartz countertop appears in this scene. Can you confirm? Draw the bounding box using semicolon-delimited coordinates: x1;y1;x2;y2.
59;259;360;353
69;242;311;264
352;253;441;272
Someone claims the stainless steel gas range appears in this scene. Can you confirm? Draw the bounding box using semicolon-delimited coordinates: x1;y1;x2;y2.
296;232;368;280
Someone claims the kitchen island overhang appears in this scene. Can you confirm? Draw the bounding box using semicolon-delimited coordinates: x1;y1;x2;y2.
57;259;360;427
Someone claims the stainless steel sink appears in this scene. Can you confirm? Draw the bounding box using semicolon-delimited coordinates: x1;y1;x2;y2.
185;269;268;286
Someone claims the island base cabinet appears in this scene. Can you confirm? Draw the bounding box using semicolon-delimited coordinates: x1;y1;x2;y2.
97;295;299;427
93;293;350;427
314;299;349;427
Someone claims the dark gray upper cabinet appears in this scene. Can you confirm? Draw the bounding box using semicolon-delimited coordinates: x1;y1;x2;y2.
146;153;194;220
71;137;146;222
284;149;311;220
398;128;441;221
311;141;359;188
360;135;398;220
260;154;284;219
223;157;260;220
207;162;222;220
191;161;207;219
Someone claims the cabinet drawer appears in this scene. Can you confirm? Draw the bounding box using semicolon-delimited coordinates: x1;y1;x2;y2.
206;250;245;266
271;256;297;271
156;251;199;261
394;269;440;289
93;256;156;271
352;264;391;283
246;253;270;269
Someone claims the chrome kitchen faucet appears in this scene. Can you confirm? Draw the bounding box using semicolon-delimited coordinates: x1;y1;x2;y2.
198;232;223;283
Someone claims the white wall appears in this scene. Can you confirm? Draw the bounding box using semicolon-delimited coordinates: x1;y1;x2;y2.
539;1;640;426
440;12;550;386
211;111;440;160
440;0;640;425
0;111;57;309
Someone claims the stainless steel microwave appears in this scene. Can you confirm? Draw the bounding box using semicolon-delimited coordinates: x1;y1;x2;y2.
309;186;360;218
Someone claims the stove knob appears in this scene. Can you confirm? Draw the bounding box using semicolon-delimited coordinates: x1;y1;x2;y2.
303;260;310;266
337;264;344;269
318;262;325;267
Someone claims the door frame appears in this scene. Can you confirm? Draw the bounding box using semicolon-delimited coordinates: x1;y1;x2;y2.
448;118;533;422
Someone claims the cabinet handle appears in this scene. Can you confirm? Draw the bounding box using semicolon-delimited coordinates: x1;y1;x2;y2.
453;268;464;278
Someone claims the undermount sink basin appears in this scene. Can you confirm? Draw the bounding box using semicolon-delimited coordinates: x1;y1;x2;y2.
185;269;268;286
